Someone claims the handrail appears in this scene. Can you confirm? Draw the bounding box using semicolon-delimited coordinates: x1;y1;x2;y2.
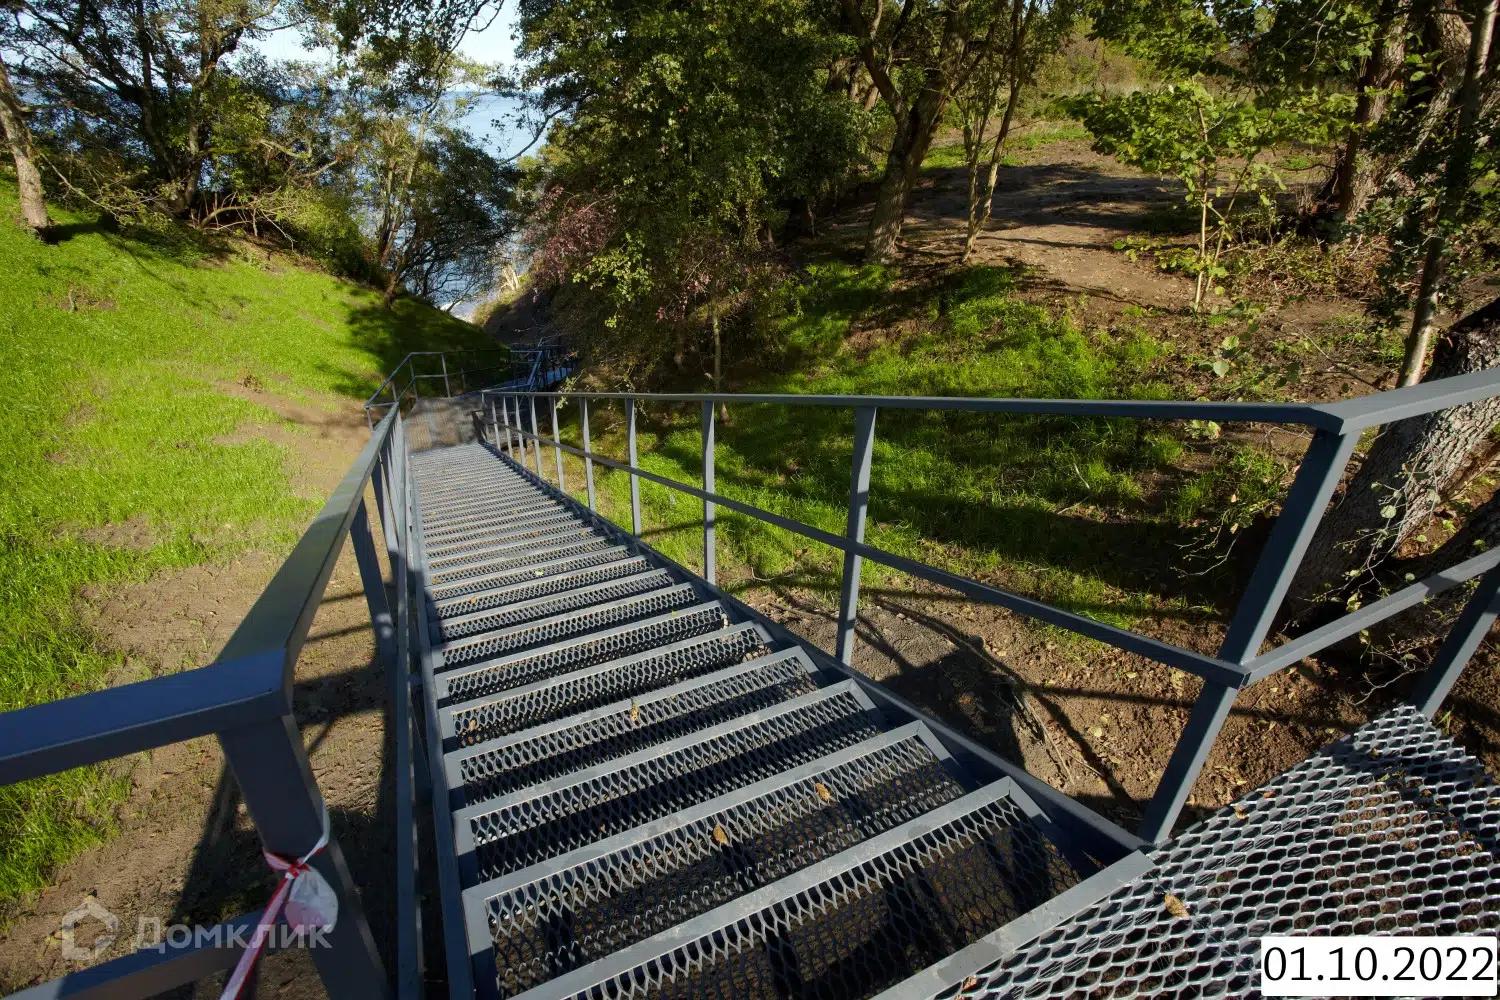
485;365;1500;845
0;406;404;1000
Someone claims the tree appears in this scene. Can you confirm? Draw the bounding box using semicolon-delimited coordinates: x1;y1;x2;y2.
838;0;1011;262
954;0;1076;262
1396;0;1497;386
0;50;47;230
1290;295;1500;610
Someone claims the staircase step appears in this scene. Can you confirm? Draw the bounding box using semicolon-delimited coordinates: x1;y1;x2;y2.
493;778;1080;1000
422;509;577;552
431;557;654;626
441;622;773;747
463;724;969;998
428;536;611;587
435;602;735;701
444;648;822;804
453;682;883;883
436;583;700;667
428;518;590;566
424;498;562;535
428;546;634;604
428;523;597;573
437;567;671;640
422;481;539;510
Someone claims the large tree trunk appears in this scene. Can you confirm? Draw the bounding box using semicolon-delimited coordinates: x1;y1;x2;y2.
0;54;49;232
1398;0;1497;387
1289;295;1500;610
866;91;947;262
1328;0;1405;222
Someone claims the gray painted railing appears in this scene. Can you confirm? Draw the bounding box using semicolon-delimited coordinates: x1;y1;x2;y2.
484;368;1500;845
0;407;415;1000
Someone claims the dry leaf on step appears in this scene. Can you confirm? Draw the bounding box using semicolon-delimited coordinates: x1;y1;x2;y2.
711;824;729;846
814;781;833;802
1163;893;1189;919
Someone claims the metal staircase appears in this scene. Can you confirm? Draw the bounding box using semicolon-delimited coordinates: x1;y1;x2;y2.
408;442;1124;1000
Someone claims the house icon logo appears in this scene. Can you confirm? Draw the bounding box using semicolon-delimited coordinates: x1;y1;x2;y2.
59;896;120;961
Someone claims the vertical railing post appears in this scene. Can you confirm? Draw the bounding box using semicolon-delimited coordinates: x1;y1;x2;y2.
627;398;642;537
581;398;597;511
702;401;717;586
528;395;544;478
218;719;391;1000
836;407;878;665
440;353;451;397
1138;427;1359;844
1412;564;1500;717
550;396;566;490
485;393;497;449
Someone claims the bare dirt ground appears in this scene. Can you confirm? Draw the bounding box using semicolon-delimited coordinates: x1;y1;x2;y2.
0;388;396;997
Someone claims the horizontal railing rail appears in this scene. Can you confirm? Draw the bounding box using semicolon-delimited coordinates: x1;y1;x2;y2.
364;348;576;429
484;368;1500;845
0;407;413;1000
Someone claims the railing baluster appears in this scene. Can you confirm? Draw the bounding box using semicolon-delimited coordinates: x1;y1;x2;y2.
1412;565;1500;717
551;396;566;490
582;398;597;511
1137;427;1359;844
440;353;451;397
836;407;878;665
627;397;642;537
702;401;716;586
528;395;544;478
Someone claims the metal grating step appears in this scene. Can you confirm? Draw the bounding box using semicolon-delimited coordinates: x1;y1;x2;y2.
465;724;969;998
423;490;554;524
437;568;671;640
432;557;654;627
442;622;773;748
424;499;563;535
496;779;1080;1000
454;683;883;883
428;518;591;567
428;523;598;573
437;584;700;668
445;648;822;804
943;703;1500;1000
428;537;611;587
438;602;734;703
426;511;582;559
427;545;629;602
422;479;539;508
422;510;578;553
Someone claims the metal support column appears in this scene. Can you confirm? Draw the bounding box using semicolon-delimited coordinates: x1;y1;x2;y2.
1412;565;1500;717
702;401;716;586
582;398;597;511
218;717;391;1000
836;407;878;665
1137;428;1358;844
551;396;566;490
627;398;642;537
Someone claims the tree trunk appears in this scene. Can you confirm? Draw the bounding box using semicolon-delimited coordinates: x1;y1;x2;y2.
1329;0;1406;222
963;79;1021;263
0;54;49;232
1397;0;1497;387
1289;294;1500;610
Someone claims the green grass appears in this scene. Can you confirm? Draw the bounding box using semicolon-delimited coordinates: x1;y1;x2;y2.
0;178;489;907
547;263;1216;630
923;119;1088;171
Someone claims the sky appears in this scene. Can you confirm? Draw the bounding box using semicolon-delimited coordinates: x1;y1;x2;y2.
247;3;522;70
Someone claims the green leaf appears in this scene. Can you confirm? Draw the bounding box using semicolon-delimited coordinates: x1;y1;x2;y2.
1211;359;1231;377
1380;505;1398;519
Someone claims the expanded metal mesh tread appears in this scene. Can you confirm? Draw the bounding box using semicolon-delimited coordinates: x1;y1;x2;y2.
452;651;819;803
427;512;579;559
447;624;772;746
438;568;671;641
429;520;591;568
462;686;881;881
477;728;968;997
433;558;654;628
424;501;564;539
938;703;1500;1000
428;546;629;602
439;585;699;668
523;783;1079;1000
442;603;733;703
428;525;598;575
423;482;541;511
424;496;558;530
429;538;612;587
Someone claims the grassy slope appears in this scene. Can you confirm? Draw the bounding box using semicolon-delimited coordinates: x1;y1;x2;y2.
0;180;489;904
547;264;1281;636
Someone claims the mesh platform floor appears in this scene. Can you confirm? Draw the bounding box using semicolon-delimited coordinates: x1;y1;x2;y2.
409;441;1500;1000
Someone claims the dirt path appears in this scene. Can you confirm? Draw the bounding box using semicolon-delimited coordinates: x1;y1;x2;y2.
0;389;391;997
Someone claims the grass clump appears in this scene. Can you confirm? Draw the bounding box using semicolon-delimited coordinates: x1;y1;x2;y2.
0;179;487;907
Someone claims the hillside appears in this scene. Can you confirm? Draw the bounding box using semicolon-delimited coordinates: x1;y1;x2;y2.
0;177;491;918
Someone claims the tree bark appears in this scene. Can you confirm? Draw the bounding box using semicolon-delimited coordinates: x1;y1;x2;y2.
1328;0;1406;222
1290;294;1500;609
1398;0;1497;387
0;54;49;232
